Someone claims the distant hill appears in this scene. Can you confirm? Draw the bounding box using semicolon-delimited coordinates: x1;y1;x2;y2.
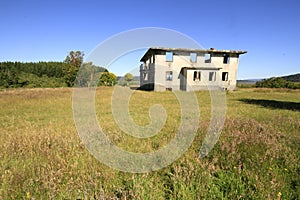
238;73;300;83
281;73;300;82
237;79;262;83
117;76;140;86
117;76;139;82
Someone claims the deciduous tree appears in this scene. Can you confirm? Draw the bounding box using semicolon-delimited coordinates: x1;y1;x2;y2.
98;72;117;86
124;73;134;85
63;51;84;86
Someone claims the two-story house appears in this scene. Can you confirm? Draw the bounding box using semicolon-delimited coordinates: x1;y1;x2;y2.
139;47;247;91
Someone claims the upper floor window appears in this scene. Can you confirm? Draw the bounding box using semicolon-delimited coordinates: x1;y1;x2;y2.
204;53;211;63
150;54;154;63
190;53;197;63
166;51;173;62
223;54;230;64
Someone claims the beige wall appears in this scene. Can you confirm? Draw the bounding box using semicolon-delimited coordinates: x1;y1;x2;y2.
140;51;240;91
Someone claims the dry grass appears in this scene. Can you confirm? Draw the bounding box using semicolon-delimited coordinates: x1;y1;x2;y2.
0;87;299;199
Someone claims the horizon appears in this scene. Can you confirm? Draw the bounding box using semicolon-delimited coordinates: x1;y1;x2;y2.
0;56;298;80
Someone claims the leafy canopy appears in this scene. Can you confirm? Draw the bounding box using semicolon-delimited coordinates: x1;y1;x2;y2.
98;72;117;86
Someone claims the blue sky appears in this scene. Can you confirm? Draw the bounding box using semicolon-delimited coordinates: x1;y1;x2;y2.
0;0;299;79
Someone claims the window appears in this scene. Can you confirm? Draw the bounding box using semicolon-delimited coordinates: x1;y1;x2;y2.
223;54;230;64
166;71;173;81
166;51;173;62
193;71;201;81
204;53;211;63
190;52;197;63
209;72;216;81
222;72;228;81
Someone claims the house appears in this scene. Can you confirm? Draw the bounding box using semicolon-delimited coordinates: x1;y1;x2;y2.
139;47;247;91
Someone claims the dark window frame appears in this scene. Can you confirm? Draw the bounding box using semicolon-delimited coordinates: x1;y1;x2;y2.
166;71;173;81
222;72;229;81
193;71;201;81
209;71;216;81
223;54;230;64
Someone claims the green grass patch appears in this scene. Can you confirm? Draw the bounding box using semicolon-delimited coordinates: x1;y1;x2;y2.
0;87;299;199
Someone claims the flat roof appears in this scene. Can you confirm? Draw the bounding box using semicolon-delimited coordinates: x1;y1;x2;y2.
140;47;247;62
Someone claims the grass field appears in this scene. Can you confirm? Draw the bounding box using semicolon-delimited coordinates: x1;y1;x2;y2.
0;87;299;199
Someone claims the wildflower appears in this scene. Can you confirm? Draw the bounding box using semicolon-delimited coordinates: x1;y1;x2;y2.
26;192;31;199
277;191;282;197
284;168;288;171
269;167;272;171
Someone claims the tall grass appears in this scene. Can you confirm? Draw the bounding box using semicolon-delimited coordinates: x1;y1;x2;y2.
0;87;299;199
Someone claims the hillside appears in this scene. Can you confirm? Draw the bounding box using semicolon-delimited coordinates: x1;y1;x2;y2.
281;73;300;82
238;73;300;84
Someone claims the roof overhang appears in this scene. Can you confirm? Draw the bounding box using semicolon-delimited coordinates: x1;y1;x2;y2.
140;47;247;62
182;67;222;70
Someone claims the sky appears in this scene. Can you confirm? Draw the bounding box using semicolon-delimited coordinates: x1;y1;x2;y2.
0;0;299;79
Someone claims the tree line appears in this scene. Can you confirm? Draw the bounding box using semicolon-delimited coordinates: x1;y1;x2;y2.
0;61;66;88
281;73;300;82
0;51;110;88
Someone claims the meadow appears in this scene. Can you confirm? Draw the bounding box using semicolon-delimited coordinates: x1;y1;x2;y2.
0;87;299;199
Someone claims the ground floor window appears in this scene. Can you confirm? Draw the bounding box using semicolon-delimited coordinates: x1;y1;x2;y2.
143;72;148;81
193;71;201;81
166;71;173;81
209;71;216;81
222;72;228;81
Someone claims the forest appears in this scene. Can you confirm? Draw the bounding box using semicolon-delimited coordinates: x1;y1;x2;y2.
0;51;108;88
255;77;300;89
281;73;300;82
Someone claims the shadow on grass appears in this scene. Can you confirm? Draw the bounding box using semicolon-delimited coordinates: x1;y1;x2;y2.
239;98;300;111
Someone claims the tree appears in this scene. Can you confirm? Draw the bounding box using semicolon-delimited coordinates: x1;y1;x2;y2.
98;72;117;86
63;51;84;86
124;73;134;85
64;51;84;68
76;62;108;87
